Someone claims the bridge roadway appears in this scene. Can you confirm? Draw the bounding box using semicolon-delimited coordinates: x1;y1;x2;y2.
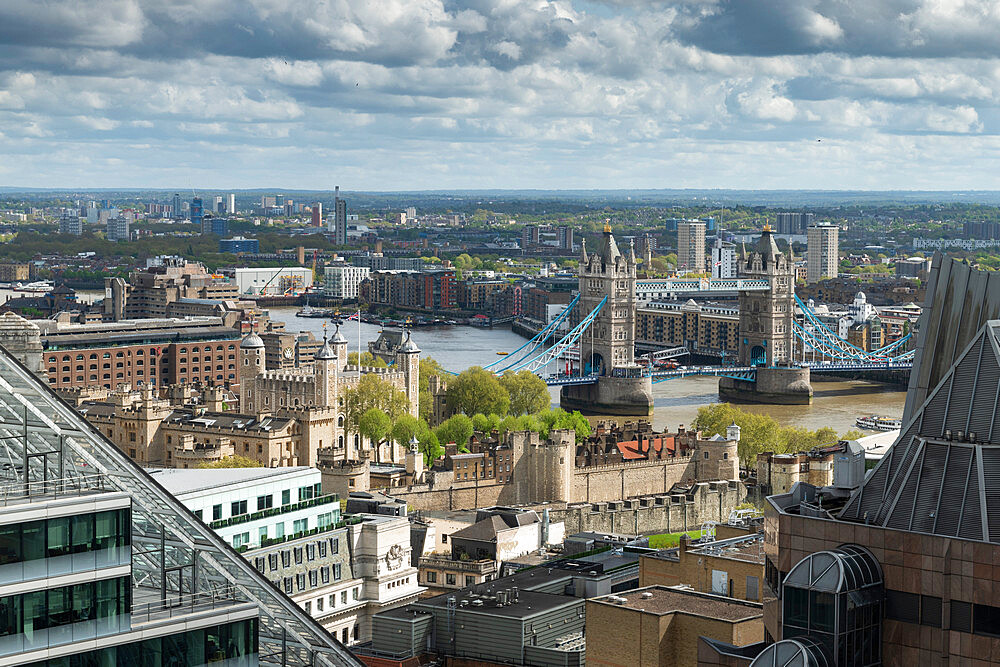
636;277;771;299
543;361;913;386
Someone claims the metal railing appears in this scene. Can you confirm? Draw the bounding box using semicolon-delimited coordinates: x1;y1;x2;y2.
131;585;243;625
0;472;109;506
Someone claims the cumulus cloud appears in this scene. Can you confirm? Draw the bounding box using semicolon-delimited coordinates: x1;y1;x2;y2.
0;0;995;188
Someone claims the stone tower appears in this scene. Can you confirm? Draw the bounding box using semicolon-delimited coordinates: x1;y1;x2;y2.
721;227;812;404
395;330;420;418
560;225;652;416
314;333;337;408
577;224;637;374
239;330;265;412
737;227;795;367
329;324;349;371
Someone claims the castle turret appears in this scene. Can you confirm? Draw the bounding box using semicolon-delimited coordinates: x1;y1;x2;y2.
314;331;337;408
330;323;349;371
395;330;420;418
239;330;265;412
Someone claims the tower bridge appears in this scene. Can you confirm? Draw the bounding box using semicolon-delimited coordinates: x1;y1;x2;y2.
478;227;912;411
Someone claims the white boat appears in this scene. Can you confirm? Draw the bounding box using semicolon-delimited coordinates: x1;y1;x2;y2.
855;415;902;431
13;281;54;293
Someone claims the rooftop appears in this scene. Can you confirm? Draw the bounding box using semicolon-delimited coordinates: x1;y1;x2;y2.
147;466;314;495
417;586;580;620
592;585;762;621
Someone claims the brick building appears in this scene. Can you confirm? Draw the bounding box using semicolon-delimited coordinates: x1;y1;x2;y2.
636;300;740;358
586;586;763;667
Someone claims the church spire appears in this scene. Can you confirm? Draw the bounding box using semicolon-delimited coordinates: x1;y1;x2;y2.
581;237;588;263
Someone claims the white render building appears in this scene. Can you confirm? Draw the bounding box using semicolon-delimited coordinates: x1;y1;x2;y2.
324;264;370;300
234;267;313;296
151;466;422;646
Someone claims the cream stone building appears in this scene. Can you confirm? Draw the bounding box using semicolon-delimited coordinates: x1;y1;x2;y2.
69;325;422;469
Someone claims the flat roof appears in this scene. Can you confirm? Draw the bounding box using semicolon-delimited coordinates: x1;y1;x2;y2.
417;587;579;620
147;466;314;495
592;586;761;621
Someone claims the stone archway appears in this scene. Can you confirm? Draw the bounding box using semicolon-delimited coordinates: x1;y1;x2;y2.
750;345;766;366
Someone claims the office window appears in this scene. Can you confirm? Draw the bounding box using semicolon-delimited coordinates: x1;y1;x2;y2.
193;509;203;521
212;504;222;521
330;537;339;554
281;550;291;568
921;595;942;628
446;574;456;586
274;523;285;539
294;547;303;564
974;604;1000;638
318;541;327;558
254;558;264;573
353;588;359;600
329;594;336;608
293;519;308;534
335;563;342;581
281;489;291;505
317;597;324;612
256;494;273;511
321;567;330;584
306;544;315;561
304;601;311;615
296;574;306;591
426;572;437;583
746;575;759;601
341;591;347;604
231;500;248;516
268;553;278;571
952;601;972;633
259;526;268;543
465;576;475;587
283;578;293;594
309;570;318;587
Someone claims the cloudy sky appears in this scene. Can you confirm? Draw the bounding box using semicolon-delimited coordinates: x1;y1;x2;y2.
1;0;999;190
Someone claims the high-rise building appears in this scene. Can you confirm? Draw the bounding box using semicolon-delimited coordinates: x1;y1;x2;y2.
192;197;206;235
334;186;347;245
324;264;370;299
405;206;416;220
0;344;357;667
521;225;539;250
775;212;815;234
677;221;706;274
213;195;224;213
171;193;181;219
59;213;82;236
711;234;737;279
557;225;574;251
311;202;323;227
227;193;236;214
106;216;130;241
807;223;839;283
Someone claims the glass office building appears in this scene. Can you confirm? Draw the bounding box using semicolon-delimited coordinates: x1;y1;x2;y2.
0;342;360;665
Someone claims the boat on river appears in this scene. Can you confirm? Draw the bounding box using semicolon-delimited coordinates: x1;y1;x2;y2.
855;415;902;431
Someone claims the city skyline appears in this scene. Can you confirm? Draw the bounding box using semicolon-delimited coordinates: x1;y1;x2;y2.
2;1;999;191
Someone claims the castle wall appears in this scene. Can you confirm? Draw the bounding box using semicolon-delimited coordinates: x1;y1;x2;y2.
571;456;697;503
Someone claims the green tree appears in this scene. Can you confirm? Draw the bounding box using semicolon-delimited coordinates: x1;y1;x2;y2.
472;413;503;434
359;408;392;463
390;414;421;448
435;414;474;452
343;374;408;432
416;423;443;466
418;357;446;422
500;370;551;415
347;351;387;368
198;455;261;469
446;367;510;416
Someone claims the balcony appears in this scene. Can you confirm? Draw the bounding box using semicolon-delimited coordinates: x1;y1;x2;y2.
208;493;340;530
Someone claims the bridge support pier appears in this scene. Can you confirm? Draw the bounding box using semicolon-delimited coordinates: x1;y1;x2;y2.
719;366;813;405
560;375;653;416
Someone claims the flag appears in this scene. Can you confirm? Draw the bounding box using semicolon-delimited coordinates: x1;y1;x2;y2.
346;311;360;321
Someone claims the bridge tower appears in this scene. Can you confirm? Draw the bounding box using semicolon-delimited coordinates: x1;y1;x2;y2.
560;224;653;416
719;226;813;404
737;226;795;366
578;223;637;375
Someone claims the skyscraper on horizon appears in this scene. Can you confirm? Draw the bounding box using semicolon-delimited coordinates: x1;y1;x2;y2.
311;202;323;227
677;220;706;274
807;222;839;283
192;197;206;235
333;185;347;245
171;192;181;219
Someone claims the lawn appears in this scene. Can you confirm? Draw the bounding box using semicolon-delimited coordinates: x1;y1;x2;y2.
647;530;704;549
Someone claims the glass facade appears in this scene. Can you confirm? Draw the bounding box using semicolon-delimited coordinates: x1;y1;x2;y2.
0;509;130;584
0;576;131;656
780;545;882;667
23;618;257;667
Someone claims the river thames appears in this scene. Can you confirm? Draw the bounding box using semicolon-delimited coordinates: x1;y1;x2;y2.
270;307;907;435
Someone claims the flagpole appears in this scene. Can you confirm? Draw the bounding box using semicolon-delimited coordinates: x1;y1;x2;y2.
357;310;361;367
